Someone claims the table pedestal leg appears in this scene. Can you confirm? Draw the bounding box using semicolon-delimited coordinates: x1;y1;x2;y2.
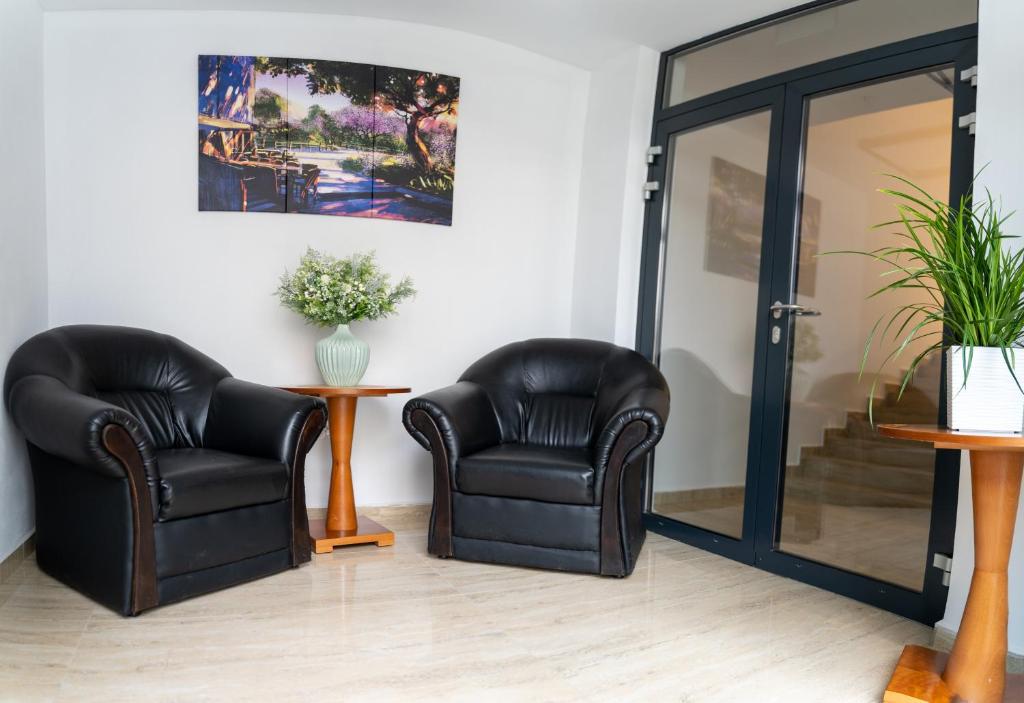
943;450;1023;703
883;449;1024;703
325;396;358;533
309;395;394;553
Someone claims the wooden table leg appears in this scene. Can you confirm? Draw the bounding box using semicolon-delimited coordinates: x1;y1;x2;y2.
325;396;358;533
308;395;394;553
943;449;1023;703
883;449;1024;703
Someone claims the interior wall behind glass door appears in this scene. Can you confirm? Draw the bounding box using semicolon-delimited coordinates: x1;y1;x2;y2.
776;69;953;590
651;110;773;539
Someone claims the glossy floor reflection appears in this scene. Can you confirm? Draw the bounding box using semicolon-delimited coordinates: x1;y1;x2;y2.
656;498;931;590
0;520;930;702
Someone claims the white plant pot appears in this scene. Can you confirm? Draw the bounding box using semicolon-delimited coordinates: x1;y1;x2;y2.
947;345;1024;433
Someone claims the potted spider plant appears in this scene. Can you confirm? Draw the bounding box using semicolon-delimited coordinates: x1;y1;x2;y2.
850;176;1024;433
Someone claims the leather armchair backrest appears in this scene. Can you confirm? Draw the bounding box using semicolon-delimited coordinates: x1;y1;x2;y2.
459;339;663;450
4;325;230;449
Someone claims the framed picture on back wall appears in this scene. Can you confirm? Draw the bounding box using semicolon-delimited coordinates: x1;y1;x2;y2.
704;156;820;296
197;54;460;226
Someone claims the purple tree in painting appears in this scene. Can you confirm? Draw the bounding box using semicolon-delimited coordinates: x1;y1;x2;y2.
334;106;376;143
333;106;404;144
423;122;456;170
256;57;459;173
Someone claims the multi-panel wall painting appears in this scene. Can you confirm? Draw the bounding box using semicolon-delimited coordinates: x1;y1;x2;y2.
198;55;460;226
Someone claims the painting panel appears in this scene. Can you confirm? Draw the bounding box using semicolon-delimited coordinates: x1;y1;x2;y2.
368;66;459;226
197;54;460;225
198;54;287;213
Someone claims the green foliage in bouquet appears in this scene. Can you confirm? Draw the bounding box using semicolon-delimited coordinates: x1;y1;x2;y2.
277;248;415;327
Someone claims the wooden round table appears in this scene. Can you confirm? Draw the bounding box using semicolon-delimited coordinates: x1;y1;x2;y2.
281;385;410;553
877;424;1024;703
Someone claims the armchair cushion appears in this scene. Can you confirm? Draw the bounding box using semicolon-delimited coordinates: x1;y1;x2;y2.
457;444;595;505
155;448;288;521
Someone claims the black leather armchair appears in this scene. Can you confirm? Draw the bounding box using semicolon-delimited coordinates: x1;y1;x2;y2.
3;325;326;615
403;339;669;577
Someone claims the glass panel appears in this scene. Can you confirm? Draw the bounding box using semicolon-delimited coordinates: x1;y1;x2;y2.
777;69;953;591
666;0;975;106
652;110;772;539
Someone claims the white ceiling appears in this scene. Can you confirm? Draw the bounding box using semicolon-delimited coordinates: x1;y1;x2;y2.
36;0;806;68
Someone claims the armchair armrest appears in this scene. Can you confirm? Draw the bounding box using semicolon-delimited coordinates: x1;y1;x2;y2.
591;385;669;471
6;374;157;482
403;381;499;558
402;381;501;463
7;373;161;614
203;378;327;466
592;383;668;577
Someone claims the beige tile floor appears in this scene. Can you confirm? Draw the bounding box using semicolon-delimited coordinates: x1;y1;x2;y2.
0;522;931;702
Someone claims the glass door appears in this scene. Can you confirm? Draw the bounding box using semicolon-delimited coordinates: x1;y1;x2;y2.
775;70;952;590
641;35;976;622
755;40;976;622
643;87;784;560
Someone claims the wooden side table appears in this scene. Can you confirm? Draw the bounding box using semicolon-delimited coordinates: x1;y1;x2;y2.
877;424;1024;703
281;385;410;554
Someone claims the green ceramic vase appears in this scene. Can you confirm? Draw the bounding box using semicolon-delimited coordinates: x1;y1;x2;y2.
315;324;369;387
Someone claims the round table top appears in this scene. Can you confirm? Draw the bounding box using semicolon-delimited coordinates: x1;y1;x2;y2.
877;423;1024;450
280;385;411;398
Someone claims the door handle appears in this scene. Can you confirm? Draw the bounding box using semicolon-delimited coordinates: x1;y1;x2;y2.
770;301;822;319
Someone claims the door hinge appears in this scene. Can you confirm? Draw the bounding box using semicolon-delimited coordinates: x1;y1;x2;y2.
643;181;660;200
933;552;953;587
646;145;663;164
958;112;976;136
960;65;978;88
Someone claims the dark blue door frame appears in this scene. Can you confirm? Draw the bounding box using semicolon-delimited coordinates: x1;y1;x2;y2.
637;29;977;624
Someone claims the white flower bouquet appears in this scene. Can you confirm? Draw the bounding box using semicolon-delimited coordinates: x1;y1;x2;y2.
277;248;415;326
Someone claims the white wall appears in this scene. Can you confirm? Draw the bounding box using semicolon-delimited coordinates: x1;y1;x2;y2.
0;0;49;563
43;10;588;509
570;45;658;345
938;0;1024;656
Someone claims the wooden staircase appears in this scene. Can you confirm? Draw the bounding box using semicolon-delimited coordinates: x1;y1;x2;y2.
785;359;940;511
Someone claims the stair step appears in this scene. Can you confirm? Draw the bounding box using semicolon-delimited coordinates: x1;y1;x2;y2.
880;386;938;415
868;404;939;424
794;454;934;496
824;426;920;448
783;475;933;509
845;410;939;435
900;354;942;381
810;434;935;469
844;413;884;439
